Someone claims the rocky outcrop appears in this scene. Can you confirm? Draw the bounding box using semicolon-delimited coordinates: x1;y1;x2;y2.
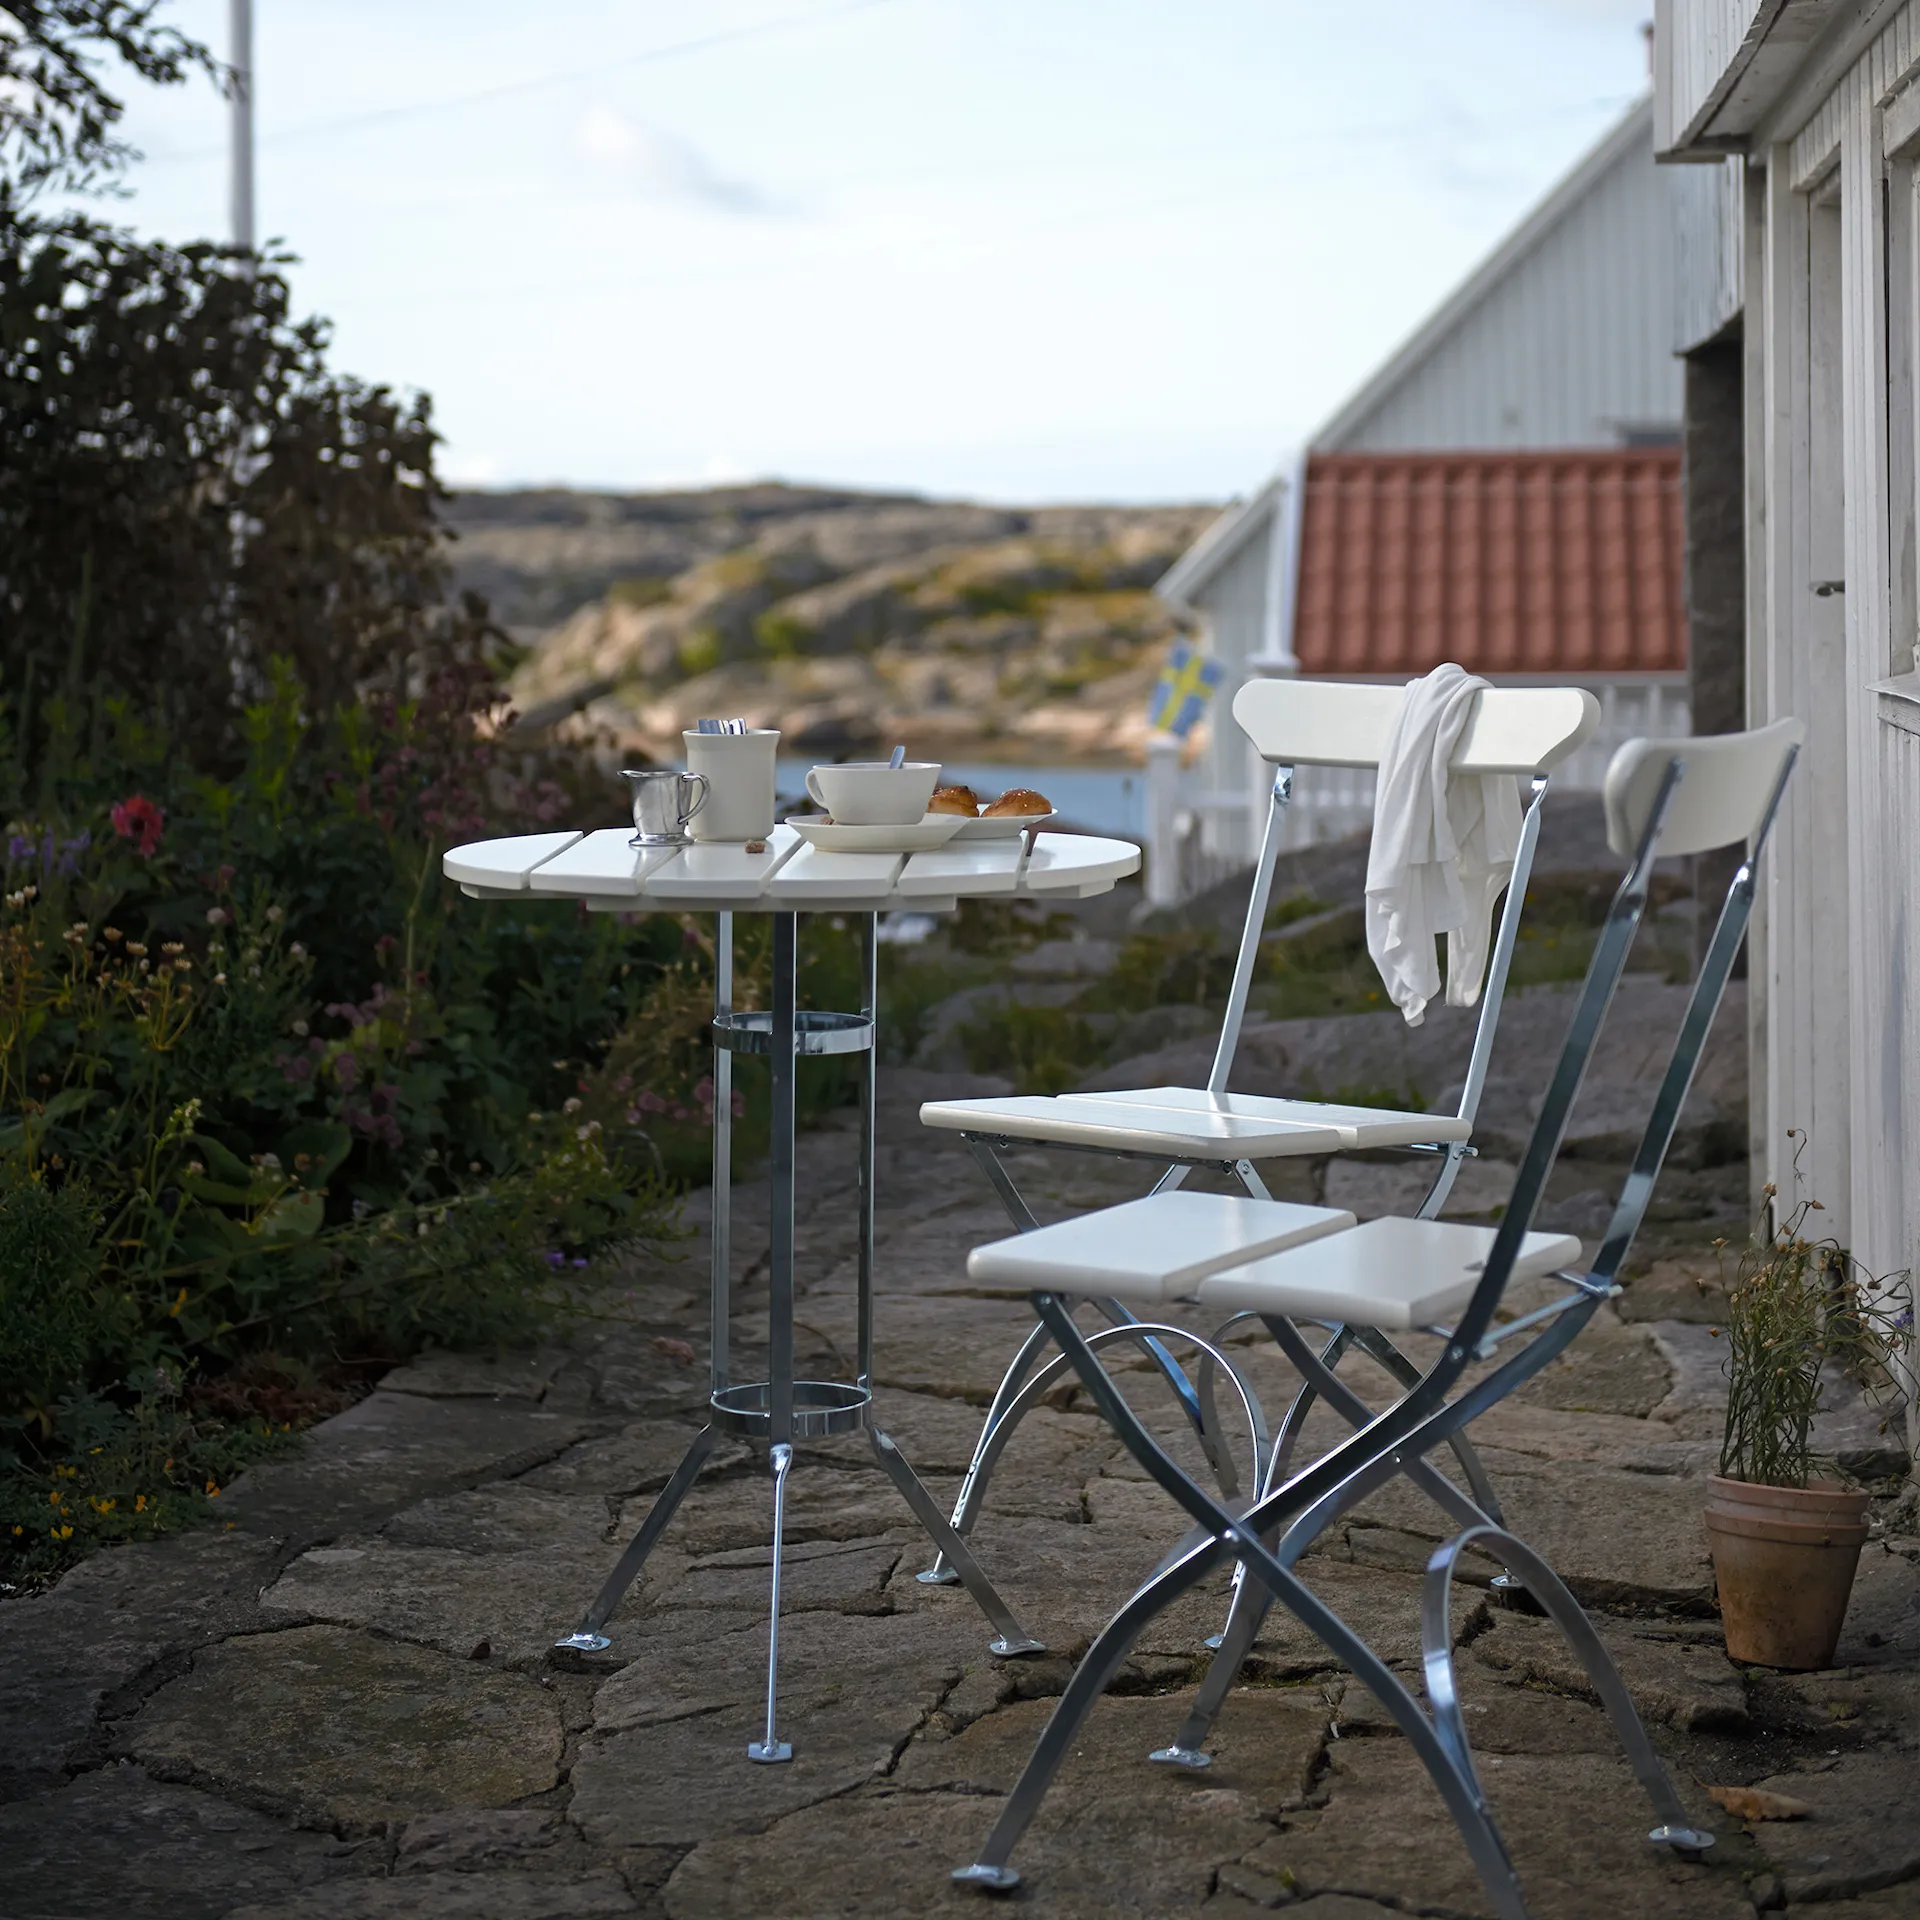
451;483;1218;759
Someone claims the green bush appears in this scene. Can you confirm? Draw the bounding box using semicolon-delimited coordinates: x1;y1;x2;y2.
0;1170;100;1412
0;663;695;1579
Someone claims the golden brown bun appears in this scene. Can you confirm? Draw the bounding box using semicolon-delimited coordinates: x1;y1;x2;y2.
929;785;982;816
983;787;1051;817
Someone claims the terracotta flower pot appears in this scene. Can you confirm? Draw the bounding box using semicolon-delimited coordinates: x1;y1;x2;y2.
1704;1474;1870;1670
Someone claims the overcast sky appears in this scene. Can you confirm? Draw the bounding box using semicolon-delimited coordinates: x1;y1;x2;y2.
99;0;1655;503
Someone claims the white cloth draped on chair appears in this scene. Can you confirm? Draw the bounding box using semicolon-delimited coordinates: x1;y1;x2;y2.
1365;663;1524;1026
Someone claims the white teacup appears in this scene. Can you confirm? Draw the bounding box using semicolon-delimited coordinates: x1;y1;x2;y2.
805;761;939;827
683;728;779;842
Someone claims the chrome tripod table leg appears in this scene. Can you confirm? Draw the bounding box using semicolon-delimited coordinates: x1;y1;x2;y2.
747;1441;796;1764
555;1423;718;1652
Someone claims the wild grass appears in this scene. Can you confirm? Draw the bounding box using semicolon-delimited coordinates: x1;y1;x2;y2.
1717;1144;1911;1488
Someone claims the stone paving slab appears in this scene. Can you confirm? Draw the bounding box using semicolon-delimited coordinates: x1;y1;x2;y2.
125;1625;567;1832
4;1061;1918;1919
1243;1739;1751;1919
0;1764;361;1920
0;1529;285;1785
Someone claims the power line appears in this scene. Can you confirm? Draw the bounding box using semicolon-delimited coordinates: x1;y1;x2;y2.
145;0;906;166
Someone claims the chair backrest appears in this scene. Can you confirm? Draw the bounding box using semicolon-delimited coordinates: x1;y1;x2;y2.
1603;718;1807;859
1203;675;1595;1124
1450;723;1801;1356
1233;678;1601;774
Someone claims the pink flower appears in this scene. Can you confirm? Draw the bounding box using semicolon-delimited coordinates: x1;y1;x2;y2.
110;794;165;858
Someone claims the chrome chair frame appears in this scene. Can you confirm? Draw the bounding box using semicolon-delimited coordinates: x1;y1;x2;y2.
921;761;1551;1587
951;740;1797;1917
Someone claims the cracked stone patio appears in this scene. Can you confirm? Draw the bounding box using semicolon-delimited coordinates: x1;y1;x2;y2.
4;1058;1919;1920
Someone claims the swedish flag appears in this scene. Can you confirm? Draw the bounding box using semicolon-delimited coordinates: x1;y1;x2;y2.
1147;643;1223;740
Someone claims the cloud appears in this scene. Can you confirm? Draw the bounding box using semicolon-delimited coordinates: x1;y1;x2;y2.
574;105;785;218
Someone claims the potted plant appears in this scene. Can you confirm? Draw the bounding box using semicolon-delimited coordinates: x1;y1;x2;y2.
1706;1155;1910;1670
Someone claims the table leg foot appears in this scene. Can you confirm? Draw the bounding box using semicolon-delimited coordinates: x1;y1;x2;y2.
988;1633;1047;1658
746;1739;794;1765
552;1631;612;1653
952;1863;1021;1892
915;1564;962;1587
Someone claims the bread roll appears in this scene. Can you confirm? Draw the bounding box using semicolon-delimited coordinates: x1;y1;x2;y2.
982;787;1051;817
929;785;982;816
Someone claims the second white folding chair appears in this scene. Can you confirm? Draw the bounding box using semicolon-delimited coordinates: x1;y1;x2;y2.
914;677;1599;1586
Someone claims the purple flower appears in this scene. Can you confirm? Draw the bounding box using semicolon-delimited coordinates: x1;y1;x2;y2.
571;1256;588;1269
545;1249;566;1268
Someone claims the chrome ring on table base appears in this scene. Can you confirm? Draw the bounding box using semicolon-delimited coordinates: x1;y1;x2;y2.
712;1008;874;1056
550;910;1043;1762
710;1379;870;1437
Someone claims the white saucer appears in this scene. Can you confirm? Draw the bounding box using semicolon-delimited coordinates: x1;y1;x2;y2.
951;810;1057;842
785;813;967;853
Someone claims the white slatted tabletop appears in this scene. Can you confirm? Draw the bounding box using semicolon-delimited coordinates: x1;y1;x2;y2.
445;828;1139;912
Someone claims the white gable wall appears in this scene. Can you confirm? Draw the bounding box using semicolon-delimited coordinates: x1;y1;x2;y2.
1318;101;1684;452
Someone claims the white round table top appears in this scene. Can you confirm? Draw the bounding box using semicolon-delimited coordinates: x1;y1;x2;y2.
443;822;1141;914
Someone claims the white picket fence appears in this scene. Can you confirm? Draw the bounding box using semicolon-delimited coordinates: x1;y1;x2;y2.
1143;680;1690;907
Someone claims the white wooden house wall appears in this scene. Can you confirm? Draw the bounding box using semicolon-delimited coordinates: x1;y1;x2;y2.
1668;153;1746;350
1658;0;1920;1439
1316;101;1684;452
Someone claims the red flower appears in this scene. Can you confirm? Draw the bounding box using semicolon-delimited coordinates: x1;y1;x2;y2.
110;794;165;858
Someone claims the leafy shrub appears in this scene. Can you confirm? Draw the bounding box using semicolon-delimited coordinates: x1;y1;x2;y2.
0;662;691;1578
0;1169;100;1412
960;1004;1101;1094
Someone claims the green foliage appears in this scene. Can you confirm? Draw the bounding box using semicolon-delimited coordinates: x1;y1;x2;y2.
960;1003;1099;1095
943;897;1074;957
0;1167;100;1410
1;213;497;768
1717;1152;1910;1489
0;664;688;1579
876;949;991;1064
0;1;220;201
0;1377;301;1578
607;575;674;611
752;611;811;661
676;627;723;677
1097;928;1234;1011
2;6;500;772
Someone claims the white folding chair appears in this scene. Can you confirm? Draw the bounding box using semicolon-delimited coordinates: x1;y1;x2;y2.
914;678;1600;1586
948;720;1803;1918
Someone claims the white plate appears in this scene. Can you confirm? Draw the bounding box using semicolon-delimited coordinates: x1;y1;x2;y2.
951;809;1057;842
784;813;967;853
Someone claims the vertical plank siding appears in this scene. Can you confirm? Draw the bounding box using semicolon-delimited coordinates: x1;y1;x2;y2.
1331;118;1683;451
1670;157;1747;351
1875;708;1920;1294
1838;91;1901;1279
1655;0;1769;151
1675;0;1920;1306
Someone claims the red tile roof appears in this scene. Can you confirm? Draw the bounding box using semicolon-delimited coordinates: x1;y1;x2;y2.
1292;449;1686;678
